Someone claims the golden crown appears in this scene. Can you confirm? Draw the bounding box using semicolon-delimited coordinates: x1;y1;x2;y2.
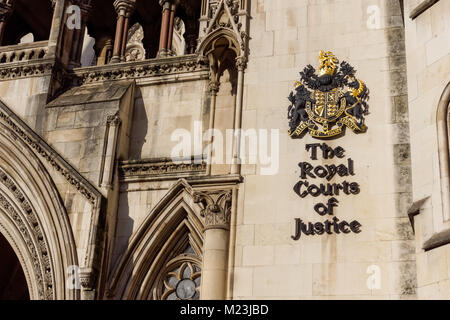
318;50;339;76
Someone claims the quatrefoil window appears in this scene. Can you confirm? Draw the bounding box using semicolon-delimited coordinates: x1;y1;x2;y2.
162;262;201;300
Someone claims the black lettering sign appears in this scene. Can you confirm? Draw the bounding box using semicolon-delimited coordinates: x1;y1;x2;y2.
292;143;363;240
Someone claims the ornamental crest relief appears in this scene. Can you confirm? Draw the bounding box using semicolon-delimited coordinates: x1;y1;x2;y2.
288;51;370;139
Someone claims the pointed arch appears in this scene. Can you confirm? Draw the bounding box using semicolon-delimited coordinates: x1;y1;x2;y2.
0;112;79;300
197;27;241;58
198;27;241;90
196;0;246;56
106;180;205;300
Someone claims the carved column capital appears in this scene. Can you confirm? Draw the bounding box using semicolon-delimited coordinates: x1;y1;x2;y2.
197;55;209;65
159;0;173;10
236;56;248;72
79;267;97;291
107;112;122;126
113;0;136;18
194;190;232;230
209;80;220;95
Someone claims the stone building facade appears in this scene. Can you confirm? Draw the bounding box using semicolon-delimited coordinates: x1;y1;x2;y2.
0;0;448;300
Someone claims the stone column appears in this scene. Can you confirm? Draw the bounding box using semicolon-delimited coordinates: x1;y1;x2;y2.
158;0;172;57
231;56;247;175
120;11;132;61
194;190;232;300
198;0;209;39
111;0;135;64
69;1;92;68
0;0;14;46
166;2;177;55
47;0;65;59
206;80;219;175
101;114;121;190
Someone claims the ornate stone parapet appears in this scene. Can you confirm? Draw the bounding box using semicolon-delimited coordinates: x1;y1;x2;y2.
0;41;49;64
74;54;209;84
0;41;53;81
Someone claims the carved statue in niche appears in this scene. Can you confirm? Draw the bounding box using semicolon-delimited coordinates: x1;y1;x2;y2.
81;28;97;67
172;17;186;56
125;23;146;62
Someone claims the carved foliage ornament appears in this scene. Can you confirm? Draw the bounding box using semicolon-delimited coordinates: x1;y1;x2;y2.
113;0;135;17
193;190;232;230
77;56;208;84
287;51;370;139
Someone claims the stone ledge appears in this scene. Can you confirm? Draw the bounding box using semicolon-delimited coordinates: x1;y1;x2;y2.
409;0;439;20
119;156;207;183
423;228;450;251
46;80;134;108
407;197;430;232
120;174;243;192
73;54;209;85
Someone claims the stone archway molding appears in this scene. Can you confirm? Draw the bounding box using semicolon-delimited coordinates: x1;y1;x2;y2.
106;179;205;300
0;99;104;299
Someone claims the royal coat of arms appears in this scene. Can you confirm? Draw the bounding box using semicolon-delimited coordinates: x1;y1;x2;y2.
288;51;369;139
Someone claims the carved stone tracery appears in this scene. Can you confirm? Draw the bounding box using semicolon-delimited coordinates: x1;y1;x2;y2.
155;250;202;301
0;169;54;300
0;100;104;299
198;0;249;59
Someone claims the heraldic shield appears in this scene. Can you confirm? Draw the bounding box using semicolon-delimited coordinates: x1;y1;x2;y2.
288;51;370;139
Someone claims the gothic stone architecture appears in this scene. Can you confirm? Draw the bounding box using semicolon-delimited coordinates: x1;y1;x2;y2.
0;0;448;300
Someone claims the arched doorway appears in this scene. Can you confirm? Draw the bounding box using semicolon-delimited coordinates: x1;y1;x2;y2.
0;232;29;300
